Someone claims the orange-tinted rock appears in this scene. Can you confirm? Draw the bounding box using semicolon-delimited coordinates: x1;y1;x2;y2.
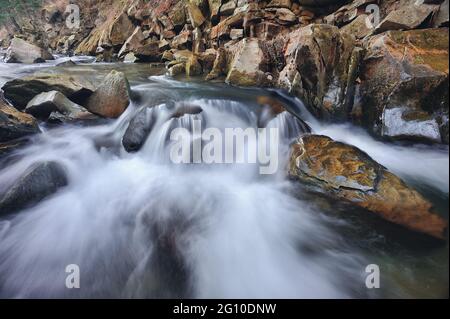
289;134;448;240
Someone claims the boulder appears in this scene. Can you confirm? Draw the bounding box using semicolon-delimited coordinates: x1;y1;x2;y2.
1;98;40;143
118;27;145;58
108;13;135;47
134;41;162;62
1;73;96;110
375;3;438;33
220;1;237;16
340;14;374;39
25;91;93;121
226;38;271;87
267;0;292;9
278;24;360;120
85;71;131;118
0;161;68;216
4;38;54;64
122;107;156;152
289;135;448;240
357;28;449;144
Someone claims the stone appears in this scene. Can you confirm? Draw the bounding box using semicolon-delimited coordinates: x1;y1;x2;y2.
1;98;40;143
1;74;96;110
289;135;447;240
118;27;145;58
122;107;156;152
25;91;92;121
358;28;449;144
226;38;270;87
108;13;135;47
433;0;449;27
230;29;244;40
208;0;223;22
0;161;68;216
4;38;54;64
85;71;131;118
220;1;237;16
375;4;437;33
124;52;138;63
187;2;206;28
134;41;162;62
267;0;292;9
277;24;358;120
341;14;373;39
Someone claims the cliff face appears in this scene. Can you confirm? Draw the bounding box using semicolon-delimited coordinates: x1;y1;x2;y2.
1;0;449;144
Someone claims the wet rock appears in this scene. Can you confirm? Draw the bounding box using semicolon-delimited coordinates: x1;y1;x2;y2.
0;161;68;216
170;103;203;119
4;38;54;64
226;38;271;87
85;71;131;118
375;3;438;33
381;107;442;143
289;135;448;240
122;107;156;153
1;73;96;110
25;91;93;121
277;24;359;120
358;28;449;144
56;59;77;67
1;98;40;143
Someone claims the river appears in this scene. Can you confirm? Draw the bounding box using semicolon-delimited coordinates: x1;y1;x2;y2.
0;57;448;298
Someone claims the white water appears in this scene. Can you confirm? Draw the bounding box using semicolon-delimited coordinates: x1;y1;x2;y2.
0;64;448;298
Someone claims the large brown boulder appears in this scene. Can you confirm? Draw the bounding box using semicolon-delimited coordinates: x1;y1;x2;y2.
108;13;135;47
225;38;272;87
85;71;131;118
4;38;54;64
356;28;449;144
278;24;361;120
1;98;40;143
289;134;448;240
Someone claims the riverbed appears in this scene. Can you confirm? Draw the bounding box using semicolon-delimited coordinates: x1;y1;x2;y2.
0;58;448;298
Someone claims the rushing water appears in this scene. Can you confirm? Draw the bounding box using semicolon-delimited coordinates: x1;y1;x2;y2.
0;58;448;298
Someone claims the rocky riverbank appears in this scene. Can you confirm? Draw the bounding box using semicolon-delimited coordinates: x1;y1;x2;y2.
0;1;448;242
1;0;448;144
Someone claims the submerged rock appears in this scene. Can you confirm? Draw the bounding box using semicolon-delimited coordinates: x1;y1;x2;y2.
289;135;447;240
122;107;156;153
0;98;41;143
1;73;96;110
85;71;131;118
0;161;68;216
4;38;54;64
